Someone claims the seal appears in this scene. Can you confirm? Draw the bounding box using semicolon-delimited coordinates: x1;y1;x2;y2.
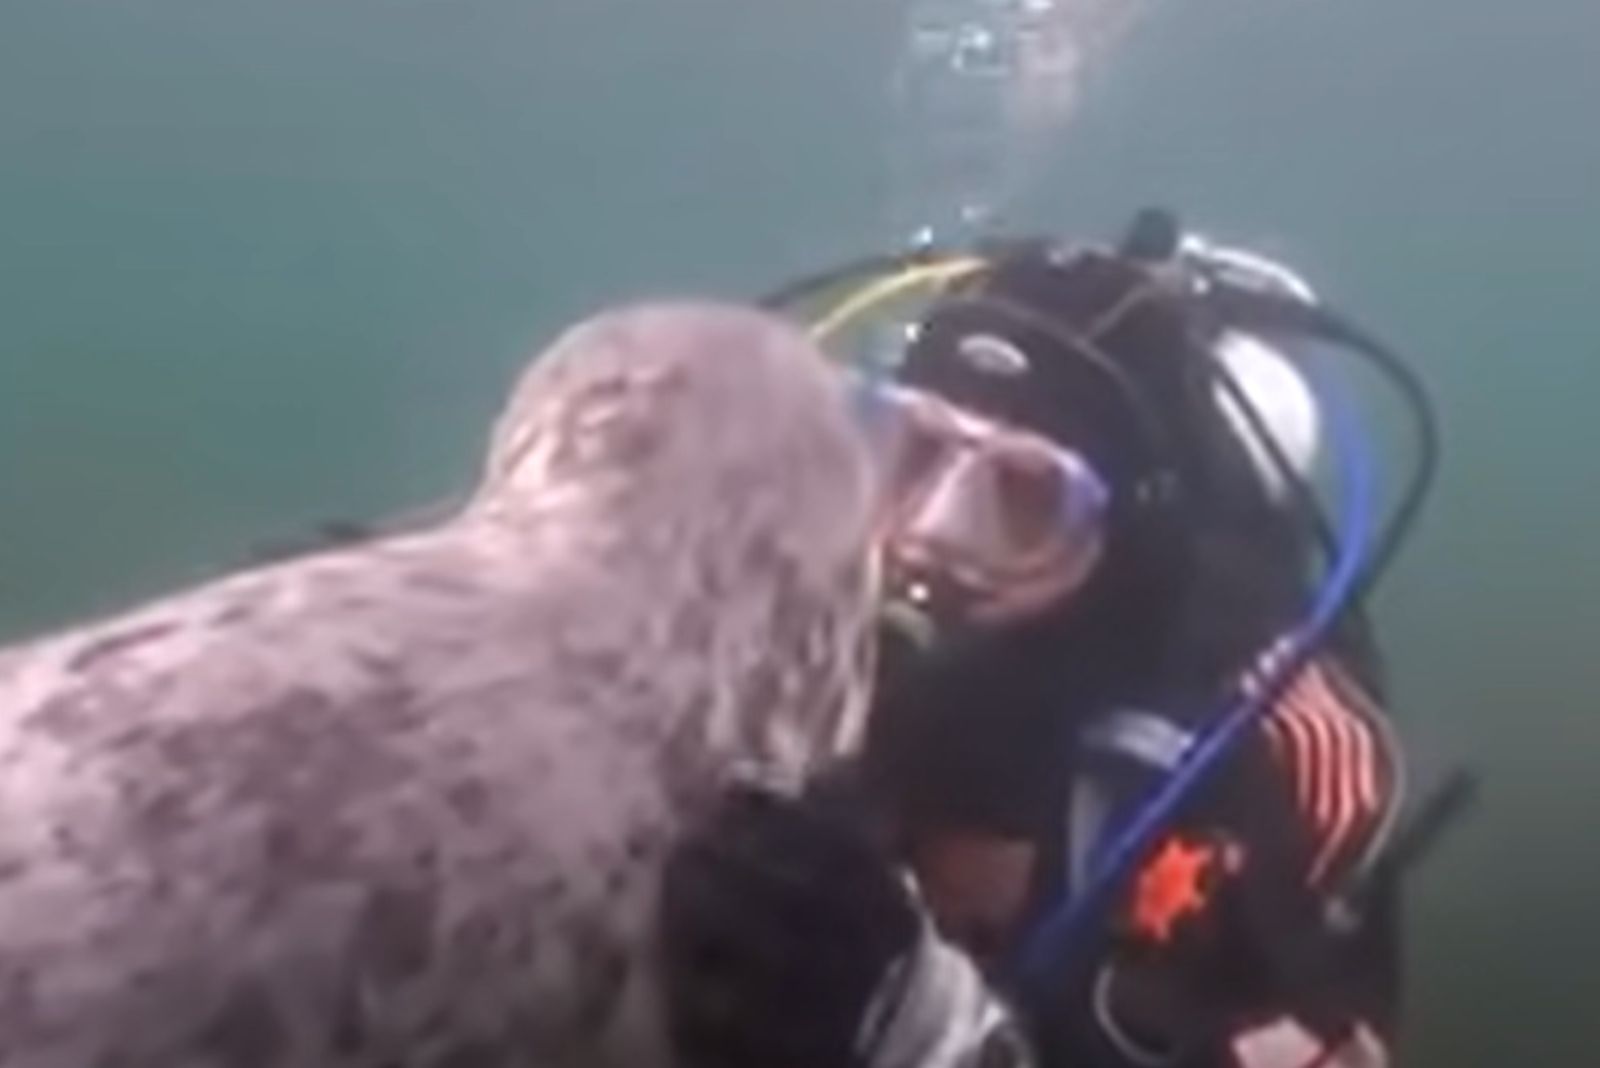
0;301;882;1068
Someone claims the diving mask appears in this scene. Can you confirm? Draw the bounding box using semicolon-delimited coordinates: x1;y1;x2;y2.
860;380;1110;629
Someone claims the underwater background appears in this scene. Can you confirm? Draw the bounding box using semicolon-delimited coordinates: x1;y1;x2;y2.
2;0;1596;1062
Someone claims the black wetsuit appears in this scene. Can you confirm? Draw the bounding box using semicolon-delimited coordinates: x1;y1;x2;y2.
660;572;1403;1068
660;240;1405;1068
860;533;1402;1067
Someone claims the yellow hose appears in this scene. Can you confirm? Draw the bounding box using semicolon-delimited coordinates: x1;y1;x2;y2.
807;257;987;346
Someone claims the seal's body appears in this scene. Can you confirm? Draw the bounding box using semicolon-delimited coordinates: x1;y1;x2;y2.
0;303;879;1068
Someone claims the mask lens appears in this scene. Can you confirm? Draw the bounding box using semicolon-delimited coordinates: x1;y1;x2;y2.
886;409;952;504
858;380;1109;623
988;444;1075;559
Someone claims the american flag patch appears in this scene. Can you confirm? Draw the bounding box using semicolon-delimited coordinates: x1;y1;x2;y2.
1253;657;1398;888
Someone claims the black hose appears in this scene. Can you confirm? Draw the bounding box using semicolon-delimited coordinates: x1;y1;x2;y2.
1205;350;1341;562
1204;287;1443;603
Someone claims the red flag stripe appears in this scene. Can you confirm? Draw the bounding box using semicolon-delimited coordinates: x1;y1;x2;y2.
1265;661;1392;888
1312;682;1361;885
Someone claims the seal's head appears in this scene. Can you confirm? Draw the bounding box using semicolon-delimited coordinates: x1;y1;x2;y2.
0;304;883;1067
473;301;882;787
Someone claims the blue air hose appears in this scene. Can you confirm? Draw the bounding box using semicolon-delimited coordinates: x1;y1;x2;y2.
1009;373;1378;997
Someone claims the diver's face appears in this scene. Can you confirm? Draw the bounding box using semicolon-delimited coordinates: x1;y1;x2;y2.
866;383;1108;628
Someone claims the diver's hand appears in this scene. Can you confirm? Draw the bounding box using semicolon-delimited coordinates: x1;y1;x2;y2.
659;779;1033;1068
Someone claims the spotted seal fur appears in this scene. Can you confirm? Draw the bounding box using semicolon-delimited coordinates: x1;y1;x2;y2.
0;302;881;1067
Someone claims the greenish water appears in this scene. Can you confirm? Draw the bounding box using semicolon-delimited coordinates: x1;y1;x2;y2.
2;0;1596;1062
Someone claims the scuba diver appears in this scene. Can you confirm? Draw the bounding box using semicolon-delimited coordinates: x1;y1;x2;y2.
658;210;1469;1068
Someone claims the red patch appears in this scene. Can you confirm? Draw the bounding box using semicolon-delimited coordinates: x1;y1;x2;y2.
1130;836;1216;944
